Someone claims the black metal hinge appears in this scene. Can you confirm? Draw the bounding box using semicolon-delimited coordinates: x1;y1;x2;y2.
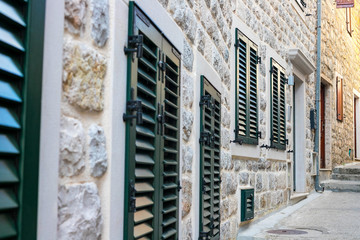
158;61;166;71
124;35;143;58
270;66;274;74
256;56;261;64
123;89;143;125
129;180;136;213
199;131;214;147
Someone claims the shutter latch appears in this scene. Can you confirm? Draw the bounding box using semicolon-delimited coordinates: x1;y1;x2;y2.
123;88;143;125
199;131;214;147
129;180;136;213
199;95;214;110
124;35;143;58
199;231;210;240
177;180;182;192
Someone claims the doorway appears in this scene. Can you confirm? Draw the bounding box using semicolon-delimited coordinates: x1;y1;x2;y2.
293;77;306;192
320;84;326;168
354;95;360;159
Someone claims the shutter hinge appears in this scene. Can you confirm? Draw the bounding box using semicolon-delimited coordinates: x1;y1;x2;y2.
199;95;214;110
257;131;262;139
286;139;289;145
256;56;262;64
287;150;294;153
270;66;274;74
199;131;215;147
260;144;275;150
177;180;182;192
231;127;243;144
157;103;164;135
123;88;143;125
124;35;143;58
128;180;136;213
234;39;240;48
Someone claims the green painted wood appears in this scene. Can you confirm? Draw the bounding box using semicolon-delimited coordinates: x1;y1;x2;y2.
124;3;180;239
270;58;286;150
0;0;45;239
241;189;254;221
235;29;258;145
200;76;221;240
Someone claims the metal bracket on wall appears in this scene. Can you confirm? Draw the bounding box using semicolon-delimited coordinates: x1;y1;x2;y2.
124;35;144;58
260;144;275;150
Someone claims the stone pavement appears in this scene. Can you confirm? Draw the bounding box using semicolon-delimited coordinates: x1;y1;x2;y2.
237;191;360;239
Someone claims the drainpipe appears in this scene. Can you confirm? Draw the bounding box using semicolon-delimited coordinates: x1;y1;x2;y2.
314;0;324;192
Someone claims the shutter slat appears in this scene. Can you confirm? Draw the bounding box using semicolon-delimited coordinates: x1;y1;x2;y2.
0;214;17;238
136;196;154;208
0;80;21;102
135;182;154;193
0;160;18;183
0;27;24;51
0;53;23;77
0;134;19;155
134;210;153;224
0;1;25;26
0;107;20;129
134;223;153;239
0;189;18;211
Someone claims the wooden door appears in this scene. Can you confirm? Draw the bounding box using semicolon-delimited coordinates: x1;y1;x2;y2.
320;84;326;168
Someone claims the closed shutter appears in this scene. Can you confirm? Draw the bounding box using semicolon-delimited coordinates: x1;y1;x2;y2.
0;0;45;239
336;77;343;121
270;58;286;150
124;3;180;239
235;29;258;145
199;76;221;240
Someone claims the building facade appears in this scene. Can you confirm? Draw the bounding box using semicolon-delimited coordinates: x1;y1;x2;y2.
320;0;360;181
0;0;323;239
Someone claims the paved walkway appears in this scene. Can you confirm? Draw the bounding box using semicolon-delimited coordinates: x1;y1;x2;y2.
237;191;360;239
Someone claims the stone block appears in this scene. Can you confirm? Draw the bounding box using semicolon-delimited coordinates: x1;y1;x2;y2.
181;71;194;108
90;0;109;47
65;0;87;35
183;40;194;72
181;176;192;218
182;110;194;142
63;41;107;111
59;116;85;177
182;145;193;173
88;124;108;178
58;183;102;240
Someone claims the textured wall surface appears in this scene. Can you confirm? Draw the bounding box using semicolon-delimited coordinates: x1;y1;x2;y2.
58;0;110;239
321;0;360;168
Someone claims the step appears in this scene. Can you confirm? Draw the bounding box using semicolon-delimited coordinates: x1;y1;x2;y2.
289;192;309;205
332;164;360;175
321;180;360;192
331;173;360;181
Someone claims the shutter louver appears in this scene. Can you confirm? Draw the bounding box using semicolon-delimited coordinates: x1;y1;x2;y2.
200;77;221;240
160;45;180;240
270;58;286;150
133;32;159;240
0;0;26;238
235;29;258;145
125;3;180;239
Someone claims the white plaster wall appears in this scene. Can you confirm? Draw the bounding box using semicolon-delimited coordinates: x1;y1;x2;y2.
37;0;64;239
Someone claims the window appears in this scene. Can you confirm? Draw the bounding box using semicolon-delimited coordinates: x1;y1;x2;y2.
234;29;259;145
346;8;353;37
270;58;286;150
336;77;344;121
199;76;221;239
124;2;181;239
295;0;307;10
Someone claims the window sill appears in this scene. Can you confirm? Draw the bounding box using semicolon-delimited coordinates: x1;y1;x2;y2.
231;143;260;160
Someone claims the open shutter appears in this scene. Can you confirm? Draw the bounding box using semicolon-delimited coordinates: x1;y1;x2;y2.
336;77;343;121
270;58;286;150
199;76;221;240
159;39;181;240
235;29;258;145
124;3;181;239
0;0;45;239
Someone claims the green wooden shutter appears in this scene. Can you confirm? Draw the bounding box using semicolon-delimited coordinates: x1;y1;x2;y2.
159;40;180;240
270;58;286;150
199;76;221;240
124;3;180;239
0;0;45;239
235;29;258;145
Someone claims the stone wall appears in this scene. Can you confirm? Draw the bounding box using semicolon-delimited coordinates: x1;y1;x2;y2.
321;0;360;168
58;0;110;239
